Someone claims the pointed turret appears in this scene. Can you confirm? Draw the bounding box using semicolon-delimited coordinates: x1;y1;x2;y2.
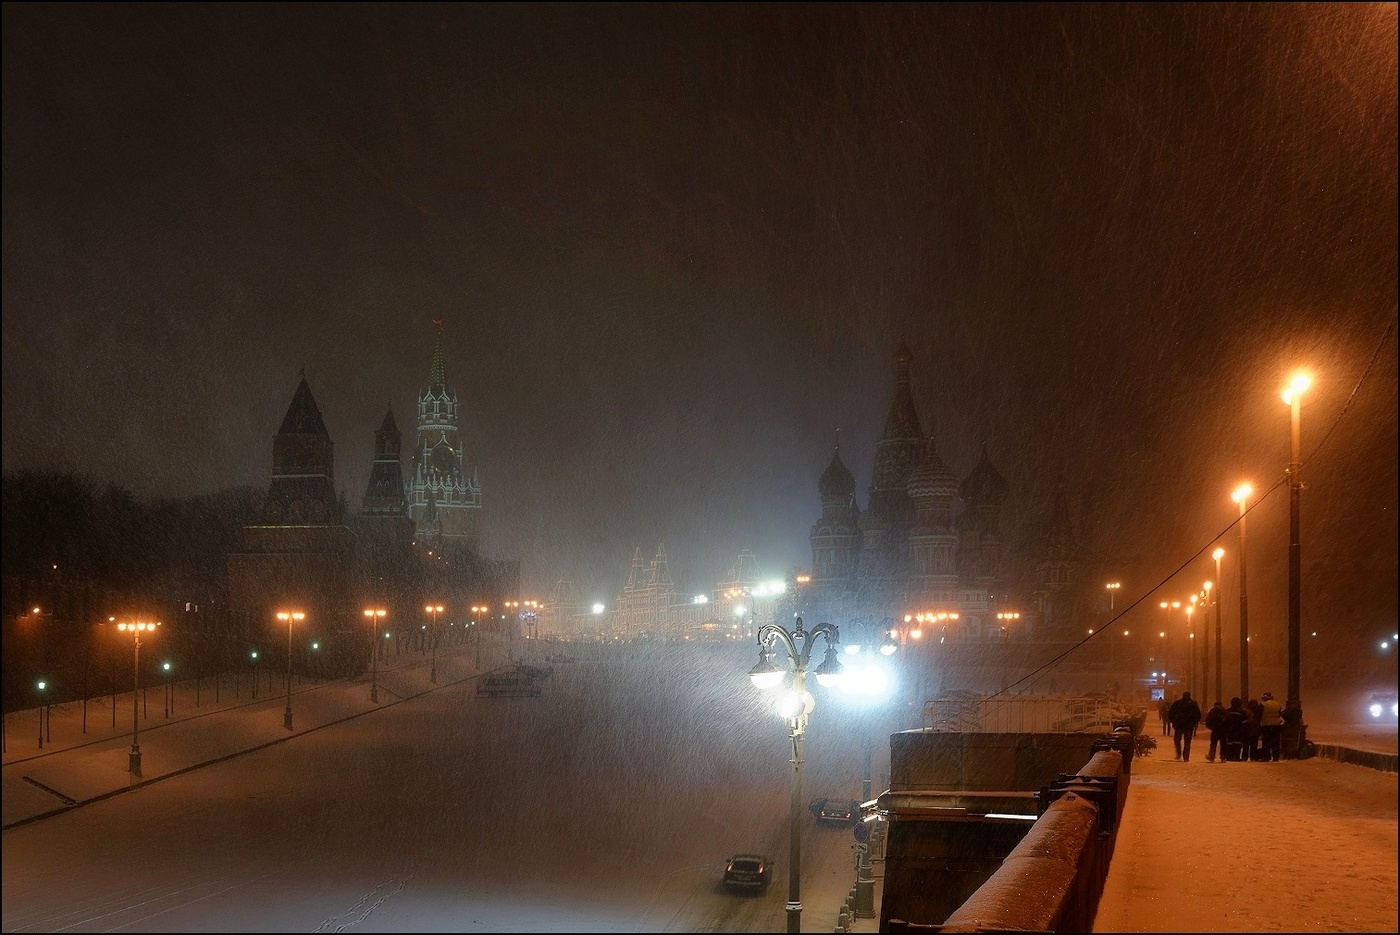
264;372;336;524
361;404;408;517
859;343;925;581
811;432;862;592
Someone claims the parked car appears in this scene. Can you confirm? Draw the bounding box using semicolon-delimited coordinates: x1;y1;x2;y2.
1368;691;1398;720
809;797;861;826
722;853;772;891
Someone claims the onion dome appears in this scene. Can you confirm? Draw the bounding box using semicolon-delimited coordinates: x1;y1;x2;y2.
818;437;856;499
960;444;1009;505
906;437;958;500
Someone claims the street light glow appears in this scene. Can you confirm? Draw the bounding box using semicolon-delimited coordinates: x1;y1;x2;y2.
1281;371;1312;405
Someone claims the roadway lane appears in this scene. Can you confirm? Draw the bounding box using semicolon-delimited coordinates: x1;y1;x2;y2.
2;639;894;933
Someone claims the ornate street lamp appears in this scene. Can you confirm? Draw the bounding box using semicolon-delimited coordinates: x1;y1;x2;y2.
748;616;842;934
114;617;160;775
363;608;387;703
277;610;305;730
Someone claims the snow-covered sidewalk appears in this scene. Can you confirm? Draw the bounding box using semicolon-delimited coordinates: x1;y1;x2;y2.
1094;751;1398;932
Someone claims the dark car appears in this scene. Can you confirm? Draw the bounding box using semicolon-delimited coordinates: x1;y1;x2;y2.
810;797;861;827
723;853;772;891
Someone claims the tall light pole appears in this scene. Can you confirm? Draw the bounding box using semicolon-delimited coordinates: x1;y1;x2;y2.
1105;581;1121;612
363;608;386;703
1212;548;1225;705
1232;484;1253;700
1282;373;1310;725
35;680;46;749
471;605;489;667
277;610;304;730
996;611;1021;690
1201;582;1213;703
748;616;843;935
115;618;160;775
1158;601;1179;690
1185;598;1197;698
425;604;443;684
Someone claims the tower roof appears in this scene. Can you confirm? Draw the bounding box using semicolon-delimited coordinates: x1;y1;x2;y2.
428;317;450;395
378;405;399;436
879;342;923;442
818;434;856;499
906;437;958;501
960;444;1009;504
278;372;329;436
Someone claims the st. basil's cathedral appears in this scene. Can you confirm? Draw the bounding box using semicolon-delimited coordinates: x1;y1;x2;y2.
801;343;1079;648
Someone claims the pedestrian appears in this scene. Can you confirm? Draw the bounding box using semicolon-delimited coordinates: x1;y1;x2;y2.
1158;696;1171;735
1221;697;1248;761
1167;690;1202;761
1259;691;1284;761
1204;699;1226;762
1243;698;1263;761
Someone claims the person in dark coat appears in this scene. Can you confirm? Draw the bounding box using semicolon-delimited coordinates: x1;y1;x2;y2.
1204;700;1227;762
1243;699;1263;761
1221;697;1248;761
1157;697;1172;735
1167;691;1203;761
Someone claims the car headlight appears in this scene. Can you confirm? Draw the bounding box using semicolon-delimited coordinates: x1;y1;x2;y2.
1371;703;1383;718
1393;701;1398;717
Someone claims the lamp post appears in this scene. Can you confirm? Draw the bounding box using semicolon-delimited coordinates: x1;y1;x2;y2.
363;608;386;703
472;604;489;667
748;616;843;934
1282;373;1310;729
996;612;1021;690
1158;601;1180;690
425;604;443;684
162;661;172;718
1185;599;1197;697
277;610;304;730
1212;548;1225;705
1232;484;1253;700
116;618;159;775
1104;582;1121;674
35;680;46;749
1200;584;1213;703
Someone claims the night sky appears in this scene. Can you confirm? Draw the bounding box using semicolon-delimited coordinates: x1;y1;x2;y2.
3;4;1396;639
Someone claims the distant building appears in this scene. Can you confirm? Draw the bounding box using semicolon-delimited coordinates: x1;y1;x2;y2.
226;371;360;673
603;547;789;641
226;320;520;675
405;317;482;555
803;343;1076;644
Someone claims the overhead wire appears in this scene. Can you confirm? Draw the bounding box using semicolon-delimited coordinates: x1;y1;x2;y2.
991;309;1398;698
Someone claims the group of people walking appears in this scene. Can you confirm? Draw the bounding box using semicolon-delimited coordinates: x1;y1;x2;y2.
1156;690;1285;762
